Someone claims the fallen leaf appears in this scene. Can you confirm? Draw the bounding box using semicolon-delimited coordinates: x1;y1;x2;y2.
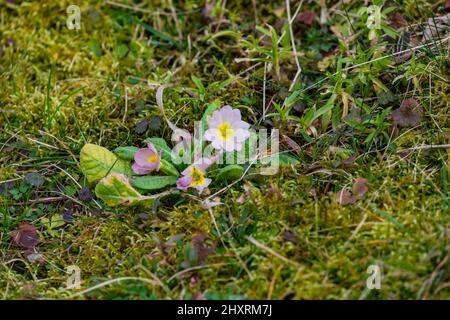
281;135;301;152
422;13;450;42
283;232;297;244
26;252;44;263
0;180;16;196
341;154;357;168
201;1;214;23
336;178;369;205
63;211;74;224
352;178;368;196
297;11;317;25
389;12;407;28
148;116;163;130
336;188;354;206
10;223;40;249
24;172;44;187
391;98;422;127
79;187;92;201
192;233;215;265
135;118;151;134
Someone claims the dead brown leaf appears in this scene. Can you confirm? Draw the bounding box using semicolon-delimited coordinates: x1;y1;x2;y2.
391;98;422;128
336;178;369;206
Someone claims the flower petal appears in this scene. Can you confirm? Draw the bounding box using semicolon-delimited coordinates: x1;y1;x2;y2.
132;162;151;175
204;128;217;142
176;175;193;191
147;142;158;154
134;149;150;166
193;178;212;194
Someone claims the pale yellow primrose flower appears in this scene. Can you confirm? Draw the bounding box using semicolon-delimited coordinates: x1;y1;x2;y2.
204;105;251;152
176;157;215;194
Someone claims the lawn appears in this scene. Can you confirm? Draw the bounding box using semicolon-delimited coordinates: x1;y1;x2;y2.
0;0;449;300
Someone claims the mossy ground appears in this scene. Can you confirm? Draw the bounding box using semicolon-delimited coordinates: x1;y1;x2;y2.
1;0;449;299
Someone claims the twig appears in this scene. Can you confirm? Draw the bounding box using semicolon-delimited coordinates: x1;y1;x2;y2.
168;0;183;41
167;263;225;282
66;276;160;299
104;0;167;15
398;144;450;151
285;0;303;91
262;62;268;121
8;196;68;206
246;236;300;266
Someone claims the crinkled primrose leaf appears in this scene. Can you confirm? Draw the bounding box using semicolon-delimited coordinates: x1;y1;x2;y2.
160;159;179;176
95;173;151;207
131;175;178;191
216;165;244;183
80;144;133;183
114;146;139;161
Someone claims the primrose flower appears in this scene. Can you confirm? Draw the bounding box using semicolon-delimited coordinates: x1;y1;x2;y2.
204;105;250;152
132;142;161;175
176;157;215;194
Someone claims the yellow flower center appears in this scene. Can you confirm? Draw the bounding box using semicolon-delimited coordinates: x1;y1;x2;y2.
218;122;234;141
190;167;205;186
147;155;158;163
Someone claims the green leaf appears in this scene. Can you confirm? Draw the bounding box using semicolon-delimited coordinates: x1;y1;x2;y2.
208;30;242;42
114;146;139;161
88;39;102;57
114;44;129;59
216;165;244;183
136;20;177;45
368;203;407;232
279;154;301;165
313;94;337;123
160;159;179;176
147;137;172;162
80;144;132;183
191;75;206;96
95;173;146;207
131;175;178;191
261;153;301;166
381;25;399;39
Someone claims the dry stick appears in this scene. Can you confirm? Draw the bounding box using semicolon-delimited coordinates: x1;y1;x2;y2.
398;144;450;151
261;0;303;120
27;137;60;150
168;0;183;41
66;277;160;299
138;264;171;295
246;236;300;266
423;252;450;299
167;263;226;283
251;0;258;24
262;61;268;121
104;0;168;15
285;0;303;93
8;196;67;206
